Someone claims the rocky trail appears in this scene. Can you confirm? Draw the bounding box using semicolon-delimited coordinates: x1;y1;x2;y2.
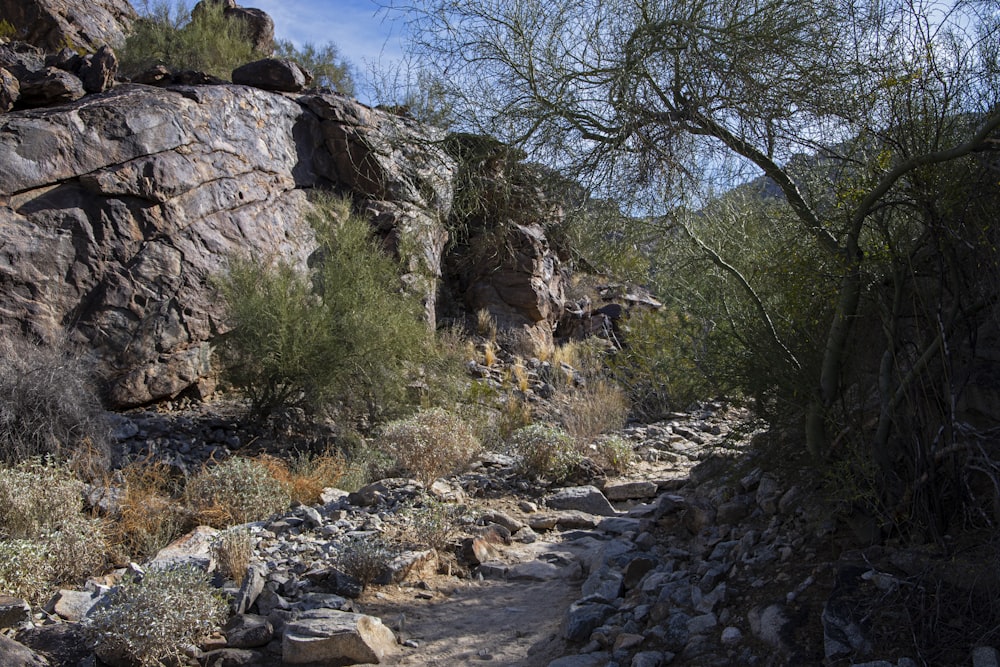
5;402;1000;667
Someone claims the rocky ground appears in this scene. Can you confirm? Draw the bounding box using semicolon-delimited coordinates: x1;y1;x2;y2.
2;402;999;667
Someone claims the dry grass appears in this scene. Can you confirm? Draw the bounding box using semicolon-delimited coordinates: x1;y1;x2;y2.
557;379;629;443
476;308;498;341
257;451;346;506
213;527;254;586
511;357;530;393
111;459;193;562
482;340;498;367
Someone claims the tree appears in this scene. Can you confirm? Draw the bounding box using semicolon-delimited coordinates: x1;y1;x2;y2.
273;39;356;95
400;0;1000;530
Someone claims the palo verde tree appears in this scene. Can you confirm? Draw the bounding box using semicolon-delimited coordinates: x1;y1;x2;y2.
399;0;1000;532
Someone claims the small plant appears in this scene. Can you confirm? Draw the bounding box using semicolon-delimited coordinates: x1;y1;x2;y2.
185;457;291;527
110;460;192;562
593;435;635;474
0;333;111;469
0;19;17;41
335;536;395;591
511;357;530;393
47;515;109;586
400;499;460;552
482;340;498;367
84;566;227;667
0;460;85;538
213;527;254;586
257;451;346;506
273;38;356;94
476;308;498;341
557;379;629;444
0;539;53;604
375;408;481;487
507;423;584;483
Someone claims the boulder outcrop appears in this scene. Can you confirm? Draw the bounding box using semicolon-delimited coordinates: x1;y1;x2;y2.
0;82;454;407
0;0;136;52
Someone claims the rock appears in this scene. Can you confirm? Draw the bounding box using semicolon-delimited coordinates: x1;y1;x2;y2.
546;486;617;517
720;626;743;645
528;511;600;531
148;525;218;571
756;474;781;514
507;558;582;581
200;647;268;666
0;67;18;111
581;566;623;603
461;537;501;566
973;646;1000;667
603;481;658;501
303;567;364;599
0;0;136;52
597;516;642;535
232;562;267;615
749;603;791;653
14;624;89;667
564;600;616;643
282;609;396;665
0;596;31;629
0;634;49;667
49;588;103;621
78;45;117;93
378;549;437;584
16;66;84;107
622;556;658;590
224;613;274;648
686;612;718;635
547;654;610;667
480;510;524;533
0;85;455;405
630;651;665;667
232;58;310;92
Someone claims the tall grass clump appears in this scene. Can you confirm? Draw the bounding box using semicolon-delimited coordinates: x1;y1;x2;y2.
0;333;111;469
217;193;432;424
118;0;259;80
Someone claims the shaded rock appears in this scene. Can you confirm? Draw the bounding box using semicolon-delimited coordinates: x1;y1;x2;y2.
149;525;218;571
200;647;268;666
15;624;89;667
304;566;364;599
282;609;396;665
132;64;173;85
232;58;310;92
224;613;274;649
547;653;611;667
78;45;117;93
16;67;84;107
581;566;623;603
973;646;1000;667
232;562;267;615
0;634;48;667
461;537;501;566
749;603;792;653
528;511;600;531
479;509;524;533
0;0;136;52
603;481;658;501
0;596;31;629
622;556;658;590
0;67;19;111
564;600;616;643
546;486;617;517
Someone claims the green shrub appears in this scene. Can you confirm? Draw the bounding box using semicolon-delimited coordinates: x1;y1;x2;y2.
0;460;84;538
335;536;395;591
593;434;635;474
118;0;259;80
217;194;432;423
0;539;53;603
375;408;481;487
0;334;111;469
506;423;584;483
400;499;460;552
274;39;355;95
84;566;227;667
185;457;290;526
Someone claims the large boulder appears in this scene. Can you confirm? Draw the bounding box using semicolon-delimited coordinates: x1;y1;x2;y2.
0;84;454;406
0;0;136;52
282;609;396;665
194;0;275;55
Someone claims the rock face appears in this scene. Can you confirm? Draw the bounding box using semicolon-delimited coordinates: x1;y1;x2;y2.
0;82;454;407
0;0;137;52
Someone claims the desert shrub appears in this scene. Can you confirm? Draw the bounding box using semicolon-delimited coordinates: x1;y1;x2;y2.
217;193;432;423
375;408;481;487
335;536;395;591
47;515;109;585
84;566;227;667
274;39;355;94
212;527;254;586
185;457;290;527
399;499;460;552
0;460;84;538
0;539;53;603
110;460;193;562
593;435;635;474
0;334;111;469
557;379;629;444
506;423;584;483
608;309;715;420
257;451;346;506
118;0;259;79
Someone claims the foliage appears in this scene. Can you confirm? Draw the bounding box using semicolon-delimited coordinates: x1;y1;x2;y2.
335;536;395;591
274;39;355;95
118;0;259;79
217;193;432;423
0;539;53;604
257;450;346;506
399;499;460;552
593;434;635;474
213;527;254;586
0;19;16;41
556;379;629;443
185;457;291;527
608;309;716;420
0;460;85;538
0;333;111;470
506;423;584;483
84;566;227;667
375;408;481;486
110;459;192;562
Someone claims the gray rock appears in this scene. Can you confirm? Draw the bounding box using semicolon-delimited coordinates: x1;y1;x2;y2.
565;601;616;643
282;609;396;665
0;634;48;667
546;486;617;517
200;647;268;666
597;517;642;535
49;588;103;621
630;651;665;667
547;653;611;667
686;613;718;635
750;604;791;652
0;0;136;52
232;562;267;615
16;67;84;107
603;481;658;501
721;626;743;645
148;525;217;571
232;58;309;92
224;613;274;649
973;646;1000;667
0;67;18;112
529;511;600;531
581;566;624;603
78;45;117;93
0;596;31;629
